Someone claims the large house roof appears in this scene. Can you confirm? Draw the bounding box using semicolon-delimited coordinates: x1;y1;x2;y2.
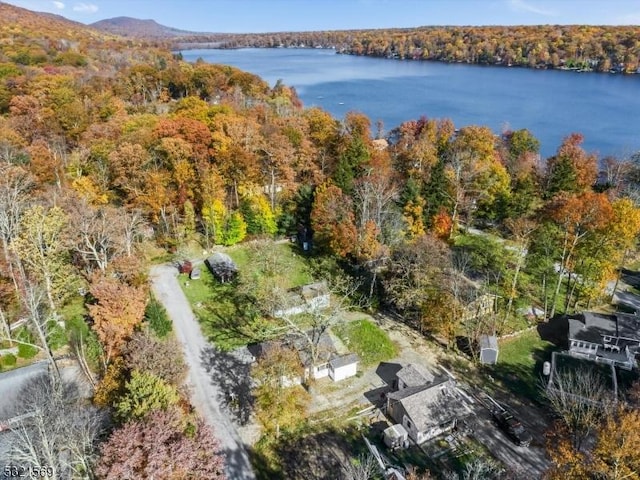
388;375;470;431
569;312;640;345
396;364;434;388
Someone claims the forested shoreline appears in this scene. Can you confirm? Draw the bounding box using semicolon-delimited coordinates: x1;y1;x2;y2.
2;1;640;478
182;24;640;73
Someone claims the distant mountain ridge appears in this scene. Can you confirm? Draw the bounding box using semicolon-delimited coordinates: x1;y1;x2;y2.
91;16;203;38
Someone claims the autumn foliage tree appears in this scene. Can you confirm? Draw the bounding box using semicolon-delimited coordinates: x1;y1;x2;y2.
545;133;598;197
311;182;357;257
88;276;147;363
252;342;309;438
96;407;225;480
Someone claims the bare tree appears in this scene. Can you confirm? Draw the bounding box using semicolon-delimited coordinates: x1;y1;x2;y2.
64;199;129;274
120;209;147;257
545;364;615;450
443;458;505;480
21;281;61;386
0;163;34;294
1;375;106;480
503;218;537;321
0;277;62;386
343;453;380;480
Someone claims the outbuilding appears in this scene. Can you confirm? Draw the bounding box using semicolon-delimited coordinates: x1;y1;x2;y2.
328;353;359;381
479;334;499;365
205;252;238;283
383;424;409;449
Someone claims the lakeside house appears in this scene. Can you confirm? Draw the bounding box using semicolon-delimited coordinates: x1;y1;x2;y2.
568;311;640;370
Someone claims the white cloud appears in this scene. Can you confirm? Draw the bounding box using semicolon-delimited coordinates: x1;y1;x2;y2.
52;1;65;9
72;2;98;13
508;0;557;17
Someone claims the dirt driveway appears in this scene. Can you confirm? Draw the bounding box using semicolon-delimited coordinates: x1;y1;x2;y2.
150;264;256;480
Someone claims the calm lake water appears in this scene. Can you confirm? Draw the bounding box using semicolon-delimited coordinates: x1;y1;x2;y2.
181;48;640;159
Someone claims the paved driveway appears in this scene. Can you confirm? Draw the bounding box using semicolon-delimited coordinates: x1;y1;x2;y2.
463;389;549;478
150;265;256;480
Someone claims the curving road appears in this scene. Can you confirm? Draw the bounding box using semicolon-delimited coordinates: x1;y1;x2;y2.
150;265;256;480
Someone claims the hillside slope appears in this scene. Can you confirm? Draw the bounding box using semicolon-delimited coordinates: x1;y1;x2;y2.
91;16;200;38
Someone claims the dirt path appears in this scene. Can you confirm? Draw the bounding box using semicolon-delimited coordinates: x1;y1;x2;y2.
150;265;256;480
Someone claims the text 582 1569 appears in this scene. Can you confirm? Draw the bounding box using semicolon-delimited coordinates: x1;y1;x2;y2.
3;465;55;478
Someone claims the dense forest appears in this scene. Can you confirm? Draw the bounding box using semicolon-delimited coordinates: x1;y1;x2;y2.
2;1;640;478
178;24;640;73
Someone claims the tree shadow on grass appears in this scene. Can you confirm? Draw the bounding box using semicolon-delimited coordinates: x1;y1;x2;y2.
202;283;266;349
200;345;254;426
249;425;367;480
485;341;557;406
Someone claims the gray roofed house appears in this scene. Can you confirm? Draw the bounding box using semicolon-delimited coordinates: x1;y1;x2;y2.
396;364;434;390
568;312;640;370
273;281;330;318
387;372;471;444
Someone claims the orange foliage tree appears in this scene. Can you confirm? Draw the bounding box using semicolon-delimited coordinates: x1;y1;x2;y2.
88;276;147;363
311;182;357;258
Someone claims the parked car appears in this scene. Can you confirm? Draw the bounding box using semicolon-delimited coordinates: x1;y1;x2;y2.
492;408;532;447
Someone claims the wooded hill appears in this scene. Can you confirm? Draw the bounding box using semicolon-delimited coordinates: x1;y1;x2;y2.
90;17;202;39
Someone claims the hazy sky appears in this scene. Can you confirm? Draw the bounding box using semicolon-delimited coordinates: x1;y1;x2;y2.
5;0;640;32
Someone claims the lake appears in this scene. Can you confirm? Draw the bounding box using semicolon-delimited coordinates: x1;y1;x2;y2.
181;48;640;159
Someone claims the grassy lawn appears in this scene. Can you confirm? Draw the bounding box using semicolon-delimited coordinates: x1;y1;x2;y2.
179;241;314;351
179;267;255;351
227;242;313;290
333;318;398;367
488;329;557;402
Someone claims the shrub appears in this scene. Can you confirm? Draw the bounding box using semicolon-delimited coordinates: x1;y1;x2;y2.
122;331;186;386
144;297;172;338
115;370;180;422
1;353;17;368
16;329;38;359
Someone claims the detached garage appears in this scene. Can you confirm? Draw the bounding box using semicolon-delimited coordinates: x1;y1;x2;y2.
328;353;358;381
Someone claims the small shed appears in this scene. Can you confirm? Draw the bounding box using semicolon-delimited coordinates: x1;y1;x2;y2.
328;353;358;381
479;334;499;364
383;424;409;449
189;267;201;280
205;252;238;283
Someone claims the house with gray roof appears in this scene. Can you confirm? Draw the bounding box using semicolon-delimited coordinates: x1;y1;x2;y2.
568;312;640;370
387;369;471;444
273;281;330;318
241;330;358;383
395;364;434;390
